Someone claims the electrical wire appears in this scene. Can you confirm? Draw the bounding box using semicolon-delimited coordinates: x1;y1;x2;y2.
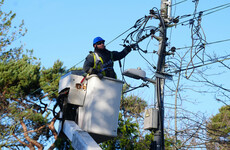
167;53;230;76
203;4;230;17
170;56;230;74
182;2;230;19
170;0;188;7
179;3;230;25
184;0;207;79
168;0;179;55
118;8;164;94
105;10;159;90
137;49;156;69
105;26;135;46
176;38;230;50
180;2;230;19
202;2;230;15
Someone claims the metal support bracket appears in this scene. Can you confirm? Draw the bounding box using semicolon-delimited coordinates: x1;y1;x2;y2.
155;72;173;80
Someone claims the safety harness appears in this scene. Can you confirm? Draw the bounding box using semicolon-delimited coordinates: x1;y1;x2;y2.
91;52;114;76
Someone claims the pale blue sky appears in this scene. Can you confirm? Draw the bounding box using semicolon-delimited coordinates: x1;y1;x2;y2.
2;0;230;120
2;1;230;149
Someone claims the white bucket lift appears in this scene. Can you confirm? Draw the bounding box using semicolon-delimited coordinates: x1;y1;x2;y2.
58;71;123;145
78;75;123;143
58;70;87;106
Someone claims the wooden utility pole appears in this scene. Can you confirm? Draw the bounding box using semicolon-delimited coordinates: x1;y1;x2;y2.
152;0;171;149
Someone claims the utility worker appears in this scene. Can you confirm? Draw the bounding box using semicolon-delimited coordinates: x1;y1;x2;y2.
83;36;132;79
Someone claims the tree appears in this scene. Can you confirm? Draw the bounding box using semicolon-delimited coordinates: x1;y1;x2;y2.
0;52;43;149
0;1;66;149
206;105;230;149
0;57;65;149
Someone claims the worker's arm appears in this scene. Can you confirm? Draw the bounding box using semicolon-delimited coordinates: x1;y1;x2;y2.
112;46;132;61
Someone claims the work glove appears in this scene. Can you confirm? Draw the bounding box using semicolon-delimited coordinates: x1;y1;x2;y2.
97;72;104;79
88;68;103;79
88;68;99;75
130;43;138;50
125;45;132;52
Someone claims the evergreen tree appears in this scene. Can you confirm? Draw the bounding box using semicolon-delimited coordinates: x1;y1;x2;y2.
0;1;66;149
206;105;230;149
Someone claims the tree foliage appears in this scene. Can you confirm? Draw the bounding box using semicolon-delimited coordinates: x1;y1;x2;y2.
40;60;66;99
0;1;66;149
206;105;230;149
100;113;140;149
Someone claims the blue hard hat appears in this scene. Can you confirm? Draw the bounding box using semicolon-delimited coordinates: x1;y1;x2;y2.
93;37;105;45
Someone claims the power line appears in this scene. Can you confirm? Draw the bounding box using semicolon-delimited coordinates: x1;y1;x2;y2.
168;54;230;71
202;2;230;15
178;2;230;25
181;2;230;19
170;0;188;7
171;56;230;74
203;4;230;17
176;38;230;50
105;26;135;46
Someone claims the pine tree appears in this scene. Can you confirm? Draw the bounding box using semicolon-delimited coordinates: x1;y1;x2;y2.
0;1;65;149
206;105;230;149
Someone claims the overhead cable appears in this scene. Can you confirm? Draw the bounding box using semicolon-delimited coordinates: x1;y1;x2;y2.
183;0;205;79
178;3;230;25
168;54;230;72
171;56;230;74
105;26;135;46
203;4;230;17
176;38;230;50
170;0;188;7
180;2;230;19
202;2;230;15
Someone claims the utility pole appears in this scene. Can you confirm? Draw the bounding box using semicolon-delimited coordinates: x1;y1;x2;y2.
152;0;171;149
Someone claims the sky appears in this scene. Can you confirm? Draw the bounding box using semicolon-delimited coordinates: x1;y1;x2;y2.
2;0;230;138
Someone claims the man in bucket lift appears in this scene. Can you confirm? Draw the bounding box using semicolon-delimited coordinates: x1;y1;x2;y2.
83;36;133;79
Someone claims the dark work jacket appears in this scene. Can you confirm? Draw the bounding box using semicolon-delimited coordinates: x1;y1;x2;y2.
83;46;131;79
